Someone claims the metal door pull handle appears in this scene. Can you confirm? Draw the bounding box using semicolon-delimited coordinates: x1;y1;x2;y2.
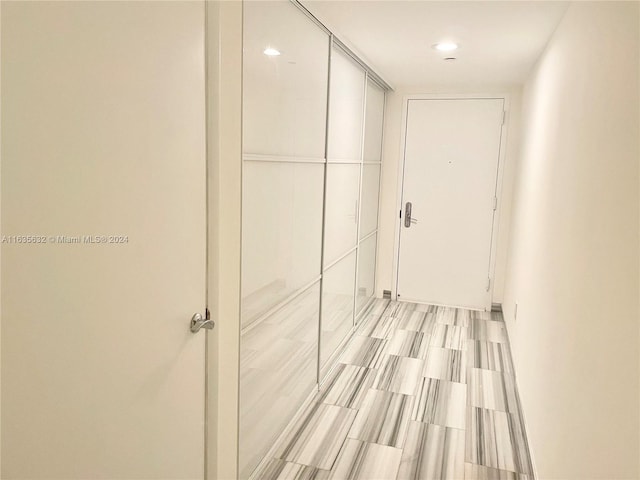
190;311;215;333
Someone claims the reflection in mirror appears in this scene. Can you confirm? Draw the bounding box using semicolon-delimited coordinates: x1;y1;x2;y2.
364;79;385;162
356;233;378;315
323;164;361;266
240;2;385;478
241;161;324;327
239;283;320;479
359;164;381;239
321;250;357;371
243;1;329;158
327;46;366;162
240;1;329;478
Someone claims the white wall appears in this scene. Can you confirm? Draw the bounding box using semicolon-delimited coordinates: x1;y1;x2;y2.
503;2;639;478
377;86;522;304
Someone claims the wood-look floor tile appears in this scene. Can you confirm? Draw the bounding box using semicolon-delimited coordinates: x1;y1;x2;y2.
328;439;403;480
467;368;519;413
387;301;432;319
358;313;398;339
434;306;471;327
261;459;331;480
339;336;386;368
386;329;429;359
348;389;414;448
464;462;530;479
412;303;439;313
467;340;514;373
373;355;425;395
276;403;357;470
423;346;467;383
430;324;467;350
394;310;435;334
466;407;533;475
318;364;377;409
397;421;465;480
251;300;534;480
468;319;508;343
412;377;467;429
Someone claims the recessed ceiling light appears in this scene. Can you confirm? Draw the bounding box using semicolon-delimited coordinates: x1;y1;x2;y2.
434;42;459;52
263;47;281;56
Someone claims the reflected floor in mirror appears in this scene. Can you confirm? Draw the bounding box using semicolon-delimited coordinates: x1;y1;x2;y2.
240;289;384;478
253;300;534;480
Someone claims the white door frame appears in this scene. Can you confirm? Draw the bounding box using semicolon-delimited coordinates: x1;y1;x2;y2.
391;93;511;309
206;2;243;479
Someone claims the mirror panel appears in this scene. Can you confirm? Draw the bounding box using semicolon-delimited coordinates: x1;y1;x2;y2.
323;163;360;266
359;164;381;239
242;161;324;328
356;233;377;316
327;46;365;162
363;79;385;162
321;251;357;369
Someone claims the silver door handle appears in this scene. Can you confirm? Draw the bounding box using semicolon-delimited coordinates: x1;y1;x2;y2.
190;310;214;333
404;202;418;228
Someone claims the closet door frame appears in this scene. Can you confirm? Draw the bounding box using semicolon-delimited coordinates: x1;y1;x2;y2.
318;39;387;383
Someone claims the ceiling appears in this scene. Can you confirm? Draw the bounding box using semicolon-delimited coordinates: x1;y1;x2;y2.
302;1;569;90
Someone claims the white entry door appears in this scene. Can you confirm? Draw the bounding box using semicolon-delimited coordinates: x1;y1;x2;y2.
2;2;207;478
396;98;505;310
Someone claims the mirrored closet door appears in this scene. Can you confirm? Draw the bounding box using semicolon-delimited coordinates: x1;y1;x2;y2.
239;2;387;478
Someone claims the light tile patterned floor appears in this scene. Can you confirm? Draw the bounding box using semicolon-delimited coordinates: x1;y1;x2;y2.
255;299;534;480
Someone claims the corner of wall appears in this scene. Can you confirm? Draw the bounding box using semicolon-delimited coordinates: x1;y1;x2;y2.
492;88;522;306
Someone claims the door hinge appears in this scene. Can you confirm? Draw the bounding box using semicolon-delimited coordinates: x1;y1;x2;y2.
399;209;402;218
502;110;507;125
493;196;498;211
486;277;491;292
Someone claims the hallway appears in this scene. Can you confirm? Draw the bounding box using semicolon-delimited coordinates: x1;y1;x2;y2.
1;1;638;478
256;300;533;479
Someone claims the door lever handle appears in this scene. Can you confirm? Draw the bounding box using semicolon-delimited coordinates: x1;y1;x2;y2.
190;310;215;333
404;202;417;228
